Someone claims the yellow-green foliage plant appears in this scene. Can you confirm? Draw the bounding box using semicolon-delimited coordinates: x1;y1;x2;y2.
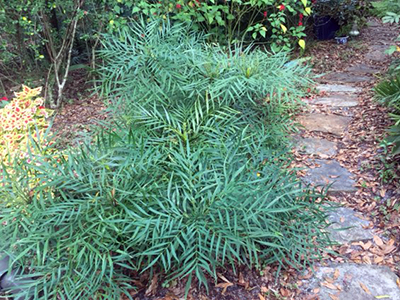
0;85;53;165
0;85;56;209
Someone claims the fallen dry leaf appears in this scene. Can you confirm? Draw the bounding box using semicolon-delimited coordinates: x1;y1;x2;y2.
164;292;178;300
382;245;397;254
361;241;373;250
217;273;231;283
280;288;290;297
362;255;372;264
359;282;371;294
258;293;266;300
216;282;233;295
321;282;339;290
333;269;340;280
373;235;384;247
328;293;339;300
145;274;158;296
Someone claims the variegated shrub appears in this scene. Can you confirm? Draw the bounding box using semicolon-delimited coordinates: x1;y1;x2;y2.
0;85;53;164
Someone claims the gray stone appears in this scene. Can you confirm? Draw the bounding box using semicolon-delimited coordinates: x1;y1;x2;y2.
0;255;9;278
367;19;381;27
327;207;373;243
317;84;362;93
321;73;371;84
309;94;358;107
303;264;400;300
345;64;380;75
298;114;351;136
370;44;390;52
365;49;388;62
302;159;357;193
296;137;337;156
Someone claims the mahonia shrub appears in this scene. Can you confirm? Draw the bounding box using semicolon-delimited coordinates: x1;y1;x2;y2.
0;21;331;300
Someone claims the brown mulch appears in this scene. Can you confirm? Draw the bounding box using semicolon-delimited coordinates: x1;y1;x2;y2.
51;93;108;148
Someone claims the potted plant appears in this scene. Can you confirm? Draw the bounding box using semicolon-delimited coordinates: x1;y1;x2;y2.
334;24;352;44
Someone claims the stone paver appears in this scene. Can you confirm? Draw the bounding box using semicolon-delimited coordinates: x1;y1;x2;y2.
302;159;357;193
365;46;389;62
304;264;400;300
370;44;390;52
298;114;351;136
327;207;373;243
367;19;381;27
317;84;362;93
309;94;358;107
345;64;380;75
296;137;337;156
299;19;400;300
320;73;371;84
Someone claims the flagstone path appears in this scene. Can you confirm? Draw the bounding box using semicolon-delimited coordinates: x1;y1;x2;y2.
298;19;400;300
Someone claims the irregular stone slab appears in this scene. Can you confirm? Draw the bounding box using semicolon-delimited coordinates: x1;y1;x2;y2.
296;137;337;156
309;94;358;107
365;50;388;62
304;264;400;300
370;44;390;52
345;64;380;75
302;159;357;193
367;19;381;27
317;84;362;93
321;73;371;84
327;207;373;243
298;114;351;136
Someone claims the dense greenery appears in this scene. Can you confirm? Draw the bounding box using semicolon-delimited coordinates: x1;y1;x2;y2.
312;0;371;26
376;73;400;155
0;0;375;106
372;0;400;18
0;20;331;299
375;8;400;156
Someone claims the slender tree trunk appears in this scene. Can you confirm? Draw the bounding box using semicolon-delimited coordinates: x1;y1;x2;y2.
41;0;84;108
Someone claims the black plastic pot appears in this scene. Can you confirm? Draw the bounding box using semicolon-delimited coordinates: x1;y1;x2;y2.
0;255;32;300
314;16;340;40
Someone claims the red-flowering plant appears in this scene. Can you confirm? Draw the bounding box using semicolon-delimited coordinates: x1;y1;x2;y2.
127;0;311;50
0;96;9;109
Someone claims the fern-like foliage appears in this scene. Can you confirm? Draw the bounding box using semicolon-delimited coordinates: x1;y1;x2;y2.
0;19;331;300
97;18;312;117
376;74;400;109
375;74;400;154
